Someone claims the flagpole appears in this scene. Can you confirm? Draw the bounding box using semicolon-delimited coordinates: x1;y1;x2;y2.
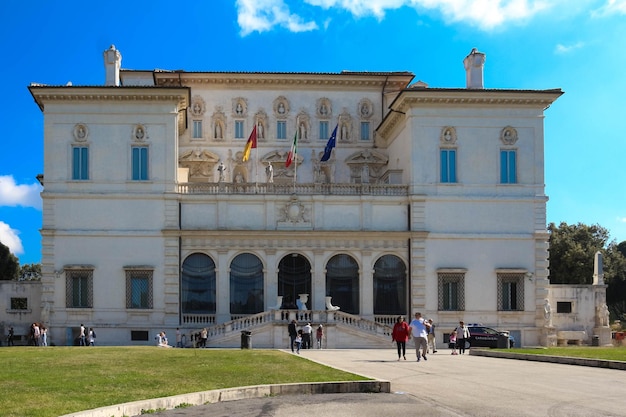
255;120;258;193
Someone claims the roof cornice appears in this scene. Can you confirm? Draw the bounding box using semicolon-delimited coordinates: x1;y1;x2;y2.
377;88;563;140
150;71;414;90
28;85;189;112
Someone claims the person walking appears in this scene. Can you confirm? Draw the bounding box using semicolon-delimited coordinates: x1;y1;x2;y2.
449;330;458;355
316;324;324;349
455;321;470;354
302;322;313;349
88;327;96;346
79;324;86;346
7;326;15;346
391;316;410;361
427;319;437;353
409;312;431;362
288;320;298;352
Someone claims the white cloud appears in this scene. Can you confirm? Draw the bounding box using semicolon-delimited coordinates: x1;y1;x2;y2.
618;216;626;223
0;175;42;210
592;0;626;17
555;41;585;54
236;0;555;35
0;221;24;256
236;0;318;36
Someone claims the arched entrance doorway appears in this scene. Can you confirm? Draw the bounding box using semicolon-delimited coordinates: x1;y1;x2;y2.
278;254;312;309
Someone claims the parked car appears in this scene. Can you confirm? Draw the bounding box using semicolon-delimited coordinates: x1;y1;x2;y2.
467;324;515;348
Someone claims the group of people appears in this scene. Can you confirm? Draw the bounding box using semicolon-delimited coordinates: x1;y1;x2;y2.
288;320;324;353
392;314;471;361
78;323;97;346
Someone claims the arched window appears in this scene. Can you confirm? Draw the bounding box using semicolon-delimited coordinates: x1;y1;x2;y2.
326;254;359;314
230;253;264;315
373;255;407;315
278;254;311;309
181;253;216;314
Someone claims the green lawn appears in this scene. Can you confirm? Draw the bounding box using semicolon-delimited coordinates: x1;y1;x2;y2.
505;346;626;361
0;347;368;417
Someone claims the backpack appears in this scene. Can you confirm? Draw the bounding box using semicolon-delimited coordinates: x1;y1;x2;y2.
92;330;96;338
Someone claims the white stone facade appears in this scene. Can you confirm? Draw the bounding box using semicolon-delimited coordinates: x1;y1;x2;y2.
26;46;586;348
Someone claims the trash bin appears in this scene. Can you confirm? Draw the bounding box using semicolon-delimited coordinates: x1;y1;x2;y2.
241;330;252;349
497;334;510;349
592;335;599;346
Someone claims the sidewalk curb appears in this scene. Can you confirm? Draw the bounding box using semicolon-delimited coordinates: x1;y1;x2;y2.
58;380;390;417
469;349;626;370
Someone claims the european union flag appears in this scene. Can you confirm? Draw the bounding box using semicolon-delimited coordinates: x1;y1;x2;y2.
320;124;338;162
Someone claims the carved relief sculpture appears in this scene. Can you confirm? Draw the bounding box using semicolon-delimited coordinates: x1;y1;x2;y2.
233;98;247;117
274;96;290;117
441;126;457;145
190;96;206;116
73;124;88;141
500;126;518;145
133;124;146;141
317;98;332;118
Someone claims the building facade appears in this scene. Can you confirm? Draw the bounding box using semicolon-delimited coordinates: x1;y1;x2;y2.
28;46;567;348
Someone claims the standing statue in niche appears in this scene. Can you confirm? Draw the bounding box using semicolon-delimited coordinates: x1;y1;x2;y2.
341;123;348;140
215;123;223;139
258;122;264;139
299;122;307;140
543;299;552;327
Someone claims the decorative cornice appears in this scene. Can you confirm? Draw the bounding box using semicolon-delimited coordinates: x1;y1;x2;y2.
377;88;563;145
152;72;413;90
28;86;189;113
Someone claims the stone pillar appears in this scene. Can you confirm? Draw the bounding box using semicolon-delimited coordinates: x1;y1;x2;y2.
312;250;326;311
216;249;231;323
361;250;374;319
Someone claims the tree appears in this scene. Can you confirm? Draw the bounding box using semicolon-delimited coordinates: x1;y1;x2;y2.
0;241;19;280
548;222;610;284
548;222;626;321
19;263;42;281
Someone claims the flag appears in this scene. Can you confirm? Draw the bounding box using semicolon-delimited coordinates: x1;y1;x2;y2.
320;124;338;162
285;130;298;168
242;125;257;162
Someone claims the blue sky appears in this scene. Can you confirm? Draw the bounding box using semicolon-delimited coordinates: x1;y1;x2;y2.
1;0;625;265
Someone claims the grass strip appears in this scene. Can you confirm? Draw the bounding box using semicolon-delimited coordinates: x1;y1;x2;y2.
503;346;626;361
0;347;368;417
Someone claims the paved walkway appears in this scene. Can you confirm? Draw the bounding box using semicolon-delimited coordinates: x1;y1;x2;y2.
148;348;626;417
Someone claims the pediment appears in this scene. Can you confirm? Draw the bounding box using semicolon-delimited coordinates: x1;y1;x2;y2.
345;149;388;166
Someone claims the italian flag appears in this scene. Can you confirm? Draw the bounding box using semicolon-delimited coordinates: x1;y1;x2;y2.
285;130;298;168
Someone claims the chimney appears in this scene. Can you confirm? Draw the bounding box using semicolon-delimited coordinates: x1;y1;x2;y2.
463;48;486;89
103;45;122;86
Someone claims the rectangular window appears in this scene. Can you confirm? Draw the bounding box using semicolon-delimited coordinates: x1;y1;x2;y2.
192;120;203;139
132;147;149;181
500;150;517;184
557;302;572;313
497;273;524;311
131;330;149;341
440;149;457;183
126;269;153;309
10;297;28;310
360;122;370;141
319;121;329;140
437;272;465;311
277;121;286;140
72;146;89;180
66;269;93;308
235;120;244;139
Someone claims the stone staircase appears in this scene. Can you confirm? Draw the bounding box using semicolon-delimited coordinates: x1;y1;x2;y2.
191;310;393;349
